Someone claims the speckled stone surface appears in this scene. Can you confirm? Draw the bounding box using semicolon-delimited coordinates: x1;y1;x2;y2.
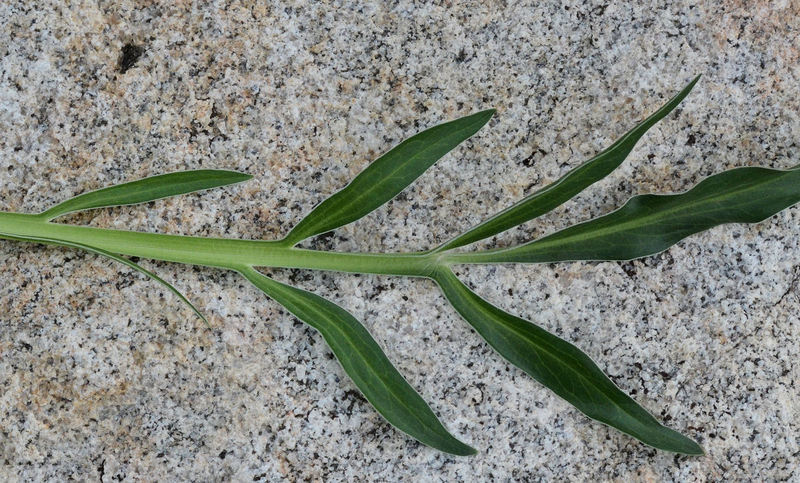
1;1;799;480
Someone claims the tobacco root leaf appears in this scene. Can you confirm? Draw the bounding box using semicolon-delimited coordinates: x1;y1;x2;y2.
0;232;208;326
432;266;703;454
237;266;476;456
282;109;495;246
461;165;800;264
438;75;700;251
39;170;252;220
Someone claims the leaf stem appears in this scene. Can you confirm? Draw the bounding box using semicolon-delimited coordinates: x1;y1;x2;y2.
0;212;439;277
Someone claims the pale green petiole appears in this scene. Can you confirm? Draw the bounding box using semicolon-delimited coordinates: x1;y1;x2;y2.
0;212;439;277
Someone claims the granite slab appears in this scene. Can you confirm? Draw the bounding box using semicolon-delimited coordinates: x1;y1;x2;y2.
1;1;799;480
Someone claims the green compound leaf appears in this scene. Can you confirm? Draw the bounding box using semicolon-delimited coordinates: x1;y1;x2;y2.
438;76;700;251
433;266;703;454
39;170;252;220
455;166;800;265
0;232;208;326
237;266;476;456
282;110;495;246
4;75;766;456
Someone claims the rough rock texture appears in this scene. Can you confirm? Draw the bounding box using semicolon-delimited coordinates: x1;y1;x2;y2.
1;1;799;480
